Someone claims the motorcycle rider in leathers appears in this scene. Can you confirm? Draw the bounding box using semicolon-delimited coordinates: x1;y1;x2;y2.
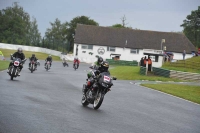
45;55;52;67
7;47;25;76
29;54;38;70
84;57;110;94
73;57;80;69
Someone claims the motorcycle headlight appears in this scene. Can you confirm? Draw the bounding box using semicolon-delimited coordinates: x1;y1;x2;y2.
101;82;108;87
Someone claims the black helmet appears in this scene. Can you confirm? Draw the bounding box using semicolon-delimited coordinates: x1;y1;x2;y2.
97;57;103;65
17;48;23;54
101;61;109;71
32;54;35;57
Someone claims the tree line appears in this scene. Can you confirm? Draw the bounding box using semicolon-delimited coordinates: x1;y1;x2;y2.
0;3;199;52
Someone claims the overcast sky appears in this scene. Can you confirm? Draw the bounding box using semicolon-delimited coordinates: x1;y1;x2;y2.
0;0;199;37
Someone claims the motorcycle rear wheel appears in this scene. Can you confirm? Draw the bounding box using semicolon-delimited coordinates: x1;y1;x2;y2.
81;95;89;106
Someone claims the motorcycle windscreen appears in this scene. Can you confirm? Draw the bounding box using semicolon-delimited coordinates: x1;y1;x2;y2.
98;72;112;85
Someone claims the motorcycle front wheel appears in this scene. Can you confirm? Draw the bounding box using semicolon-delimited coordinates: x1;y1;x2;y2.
10;67;16;80
93;92;104;110
31;64;33;73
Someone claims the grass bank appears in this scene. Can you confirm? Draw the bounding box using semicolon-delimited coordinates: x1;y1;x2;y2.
141;84;200;104
0;48;61;61
162;56;200;74
0;60;9;71
110;66;181;82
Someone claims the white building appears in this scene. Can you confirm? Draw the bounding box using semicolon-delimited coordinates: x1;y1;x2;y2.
73;24;196;67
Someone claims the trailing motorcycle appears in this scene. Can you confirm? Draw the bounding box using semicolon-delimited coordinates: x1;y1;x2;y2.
63;61;68;67
29;59;36;73
74;62;78;70
8;57;27;80
45;61;51;71
81;69;117;110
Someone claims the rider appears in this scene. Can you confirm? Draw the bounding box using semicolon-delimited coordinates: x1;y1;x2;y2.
29;54;38;69
84;57;110;93
45;55;52;67
73;57;80;69
7;47;25;76
87;56;103;79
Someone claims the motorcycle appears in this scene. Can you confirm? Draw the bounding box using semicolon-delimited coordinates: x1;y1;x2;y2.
45;61;51;71
8;56;27;80
63;61;68;67
29;59;36;73
81;67;117;110
74;62;78;70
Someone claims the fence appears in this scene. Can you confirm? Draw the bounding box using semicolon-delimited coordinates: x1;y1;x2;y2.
169;60;200;70
140;66;146;75
152;67;170;77
106;59;138;66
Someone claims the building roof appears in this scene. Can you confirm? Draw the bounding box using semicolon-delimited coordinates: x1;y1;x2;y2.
74;24;196;53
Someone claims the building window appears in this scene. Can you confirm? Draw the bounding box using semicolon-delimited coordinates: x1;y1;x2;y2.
81;45;93;50
107;47;115;52
130;49;139;54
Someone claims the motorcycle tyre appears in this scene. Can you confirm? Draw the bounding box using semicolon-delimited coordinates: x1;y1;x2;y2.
10;67;16;80
93;92;104;110
81;95;89;106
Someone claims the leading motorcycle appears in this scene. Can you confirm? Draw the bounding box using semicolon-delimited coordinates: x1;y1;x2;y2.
8;56;27;80
81;68;116;110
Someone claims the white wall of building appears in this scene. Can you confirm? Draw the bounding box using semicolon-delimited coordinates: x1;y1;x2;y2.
73;43;194;66
74;43;144;62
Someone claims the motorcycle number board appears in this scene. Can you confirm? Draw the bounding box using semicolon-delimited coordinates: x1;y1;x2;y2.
104;76;110;82
14;61;19;66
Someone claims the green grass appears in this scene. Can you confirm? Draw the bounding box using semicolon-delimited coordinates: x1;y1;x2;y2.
162;64;200;73
162;56;200;73
141;84;200;104
0;48;61;61
0;60;9;71
110;66;181;81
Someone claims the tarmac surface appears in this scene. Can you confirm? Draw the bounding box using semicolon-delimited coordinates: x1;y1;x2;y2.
0;61;200;133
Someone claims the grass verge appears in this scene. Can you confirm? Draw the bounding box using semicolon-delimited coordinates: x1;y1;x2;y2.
110;66;182;82
0;48;61;61
0;60;9;71
162;56;200;74
141;84;200;104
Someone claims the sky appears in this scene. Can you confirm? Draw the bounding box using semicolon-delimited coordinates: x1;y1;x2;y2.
0;0;200;37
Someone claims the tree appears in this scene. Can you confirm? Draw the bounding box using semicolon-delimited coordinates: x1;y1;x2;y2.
29;17;41;46
121;15;128;27
181;6;200;48
111;15;132;29
112;24;124;28
0;2;41;46
45;18;69;51
68;16;99;51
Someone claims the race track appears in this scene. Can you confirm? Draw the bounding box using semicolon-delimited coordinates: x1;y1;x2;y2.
0;61;200;133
